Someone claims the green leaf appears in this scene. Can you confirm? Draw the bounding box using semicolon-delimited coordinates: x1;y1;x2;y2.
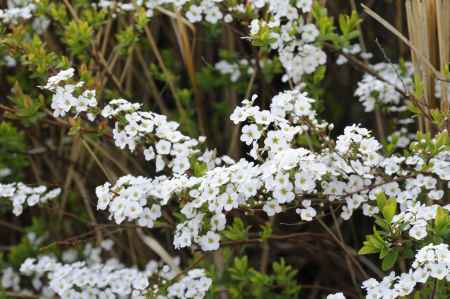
381;249;399;271
435;207;450;236
375;192;387;209
229;256;249;281
358;242;379;255
382;199;397;224
260;223;272;241
223;218;248;241
189;157;207;177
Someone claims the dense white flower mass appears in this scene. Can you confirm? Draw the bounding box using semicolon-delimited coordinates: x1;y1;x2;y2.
42;68;75;91
35;58;442;254
14;240;211;299
325;244;450;299
89;0;321;85
41;67;450;260
166;269;212;299
355;62;449;114
355;62;414;113
87;86;449;253
392;203;445;240
95;174;181;227
101;98;205;173
0;182;61;215
362;244;450;299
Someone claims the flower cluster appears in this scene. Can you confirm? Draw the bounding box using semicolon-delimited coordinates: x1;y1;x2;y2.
1;267;20;292
43;69;208;174
173;159;260;251
326;293;346;299
336;43;373;65
165;269;212;299
326;244;450;299
0;182;61;216
354;62;414;113
37;65;450;298
96;175;165;227
14;239;211;299
91;0;323;85
88;85;449;252
0;0;35;24
215;59;254;82
231;90;327;157
250;16;325;84
362;244;450;299
101;98;204;173
41;68;97;120
21;257;152;298
392;203;442;240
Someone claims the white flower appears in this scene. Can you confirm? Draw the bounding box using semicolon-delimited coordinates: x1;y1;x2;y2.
186;5;202;23
205;7;222;24
230;106;249;124
428;190;444;200
296;204;317;221
210;213;226;231
327;293;346;299
240;124;261;145
199;231;220;251
155;140;171;155
273;183;295;204
249;19;260;35
301;24;319;43
144;147;155;161
263;200;282;216
409;224;427;240
297;0;313;12
429;263;448;279
295;171;315;193
42;68;75;90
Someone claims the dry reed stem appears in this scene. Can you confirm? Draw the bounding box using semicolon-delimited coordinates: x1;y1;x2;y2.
144;24;187;120
436;0;450;120
136;228;181;273
172;11;207;136
362;4;448;82
135;47;170;114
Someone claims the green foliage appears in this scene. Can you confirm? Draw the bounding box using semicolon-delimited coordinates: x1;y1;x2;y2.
359;226;389;255
338;11;361;47
312;2;337;45
5;83;45;126
9;236;35;268
0;122;28;179
359;193;401;270
64;20;93;58
116;27;139;56
412;130;450;157
303;65;327;102
224;256;300;299
250;23;277;48
190;157;208;177
197;66;227;91
260;223;272;241
223;218;248;241
434;207;450;238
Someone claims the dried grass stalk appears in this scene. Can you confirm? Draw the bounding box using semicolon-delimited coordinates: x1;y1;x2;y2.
436;0;450;115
